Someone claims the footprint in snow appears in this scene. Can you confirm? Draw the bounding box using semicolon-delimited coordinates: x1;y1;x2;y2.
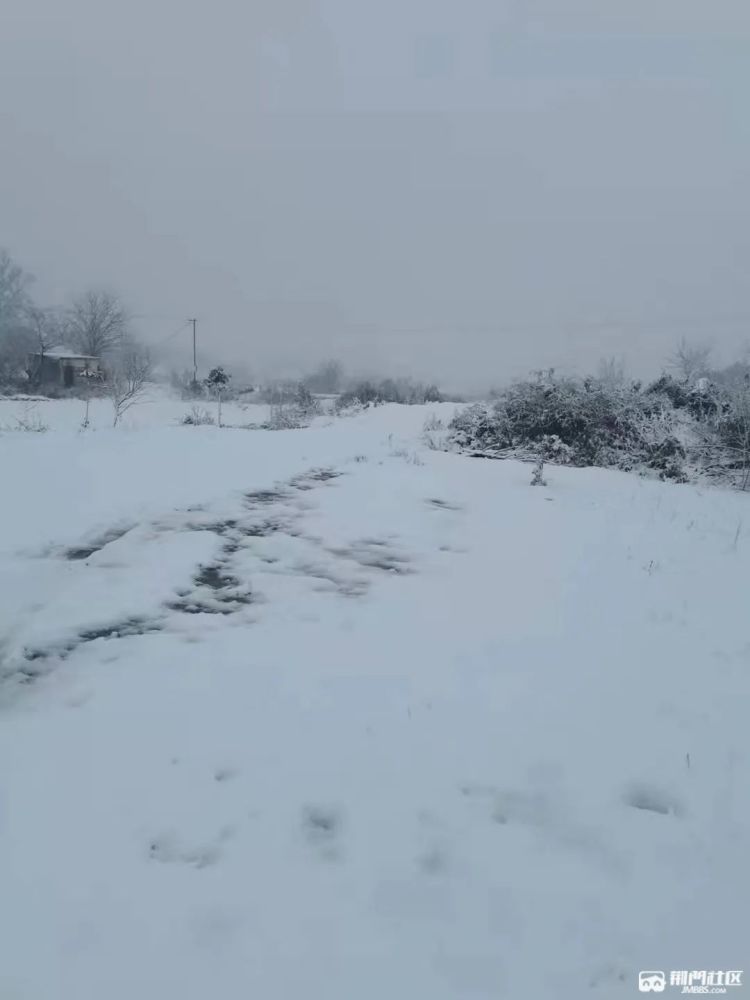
148;827;234;869
213;765;239;783
301;805;344;862
622;782;685;818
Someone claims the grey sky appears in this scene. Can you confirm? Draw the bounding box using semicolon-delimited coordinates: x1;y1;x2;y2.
2;0;749;389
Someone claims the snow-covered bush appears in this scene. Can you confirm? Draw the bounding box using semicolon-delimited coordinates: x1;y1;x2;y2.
291;382;320;418
714;384;750;489
335;381;382;410
336;378;443;411
262;387;320;430
644;373;723;422
422;413;450;450
448;371;689;480
181;405;215;426
530;455;547;486
265;403;304;430
5;408;49;433
449;403;505;453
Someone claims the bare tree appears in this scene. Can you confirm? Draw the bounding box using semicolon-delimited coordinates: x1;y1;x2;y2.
305;359;343;394
668;338;711;383
69;291;127;358
0;327;34;385
596;355;626;388
0;250;33;331
25;307;67;386
109;340;152;426
0;251;35;385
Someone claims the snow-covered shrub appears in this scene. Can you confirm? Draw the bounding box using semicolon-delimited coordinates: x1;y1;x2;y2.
1;402;49;433
292;382;320;418
530;456;547;486
538;434;574;464
450;373;646;466
181;405;215;426
335;381;382;410
390;446;424;466
265;404;303;430
333;397;366;418
336;378;443;411
714;385;750;489
12;411;48;433
644;373;693;411
449;358;750;488
422;413;449;450
627;407;688;481
644;373;722;422
449;403;505;453
449;372;689;478
171;369;205;400
258;382;321;429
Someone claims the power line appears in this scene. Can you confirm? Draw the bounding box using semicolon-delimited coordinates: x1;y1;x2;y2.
152;319;190;348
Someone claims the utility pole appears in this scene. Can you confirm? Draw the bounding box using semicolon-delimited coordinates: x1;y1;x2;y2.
188;318;197;385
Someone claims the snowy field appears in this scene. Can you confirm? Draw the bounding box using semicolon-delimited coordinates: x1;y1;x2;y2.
0;393;286;433
1;396;749;999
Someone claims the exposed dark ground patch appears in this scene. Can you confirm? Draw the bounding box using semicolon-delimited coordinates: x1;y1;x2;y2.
623;784;684;817
166;561;255;616
291;468;341;487
244;489;289;507
236;519;284;538
64;524;135;560
185;519;239;536
10;464;407;686
329;542;413;575
289;561;370;598
167;592;254;616
194;564;241;591
427;498;463;512
128;471;338;623
309;468;341;482
18;616;165;678
165;599;235;616
78;617;164;643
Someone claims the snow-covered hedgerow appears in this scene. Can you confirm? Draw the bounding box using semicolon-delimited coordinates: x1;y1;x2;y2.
450;366;750;487
450;371;687;478
446;370;750;484
336;379;443;411
181;405;215;426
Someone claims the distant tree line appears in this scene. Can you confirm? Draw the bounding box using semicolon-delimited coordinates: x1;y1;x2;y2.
335;377;444;409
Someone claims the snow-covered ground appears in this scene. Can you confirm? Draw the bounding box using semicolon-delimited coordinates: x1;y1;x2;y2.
1;398;748;999
0;392;277;434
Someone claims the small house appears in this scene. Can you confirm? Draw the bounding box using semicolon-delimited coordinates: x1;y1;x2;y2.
27;348;103;388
